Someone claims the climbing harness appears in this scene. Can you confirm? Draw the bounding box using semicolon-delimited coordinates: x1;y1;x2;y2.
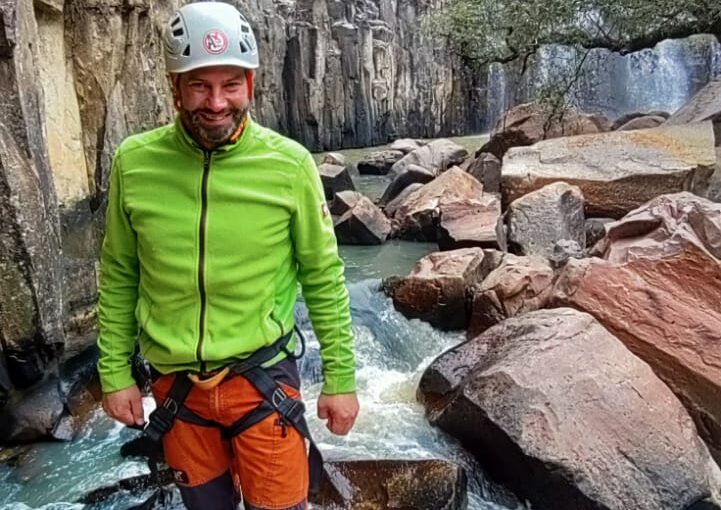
142;327;324;495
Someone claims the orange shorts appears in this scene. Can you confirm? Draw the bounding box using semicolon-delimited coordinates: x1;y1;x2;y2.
150;359;309;510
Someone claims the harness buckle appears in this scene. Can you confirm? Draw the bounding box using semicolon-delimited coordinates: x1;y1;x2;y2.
162;397;179;415
271;387;288;408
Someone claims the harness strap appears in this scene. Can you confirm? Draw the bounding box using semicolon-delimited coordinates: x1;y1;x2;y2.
145;373;194;443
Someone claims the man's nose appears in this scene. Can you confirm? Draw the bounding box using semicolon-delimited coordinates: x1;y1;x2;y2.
206;88;228;111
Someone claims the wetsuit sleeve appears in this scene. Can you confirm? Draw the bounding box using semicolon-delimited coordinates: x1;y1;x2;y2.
291;153;356;395
97;151;139;393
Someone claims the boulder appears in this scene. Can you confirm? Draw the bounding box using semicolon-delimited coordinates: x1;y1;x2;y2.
437;195;502;251
314;460;467;510
506;182;585;259
466;253;554;338
329;190;364;216
390;138;424;154
667;77;721;145
317;162;355;200
480;102;609;159
378;164;435;206
420;308;721;510
391;167;484;241
612;110;670;130
466;152;501;194
384;183;423;218
357;149;404;175
384;248;487;330
334;197;391;245
585;217;614;248
553;192;721;462
502;122;717;218
322;152;347;167
616;115;667;131
548;239;585;268
0;377;65;444
390;139;468;177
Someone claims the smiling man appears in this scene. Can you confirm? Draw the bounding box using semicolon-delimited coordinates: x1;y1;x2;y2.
96;2;359;509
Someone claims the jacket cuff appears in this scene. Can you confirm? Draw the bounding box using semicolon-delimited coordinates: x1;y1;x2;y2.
98;368;137;394
321;371;357;395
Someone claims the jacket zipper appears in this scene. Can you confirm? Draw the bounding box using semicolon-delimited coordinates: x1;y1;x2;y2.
197;150;212;373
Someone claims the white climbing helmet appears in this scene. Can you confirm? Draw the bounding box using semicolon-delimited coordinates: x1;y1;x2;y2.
164;1;259;74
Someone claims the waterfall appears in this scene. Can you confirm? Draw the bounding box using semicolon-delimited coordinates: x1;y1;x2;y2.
497;34;721;122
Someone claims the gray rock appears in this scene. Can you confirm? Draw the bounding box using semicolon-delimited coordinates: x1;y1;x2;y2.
507;182;586;259
0;0;64;392
333;197;391;245
437;196;502;251
329;190;364;216
548;239;585;268
612;110;670;130
421;308;721;510
466;152;501;193
502;122;717;218
379;164;435;206
322;152;347;167
317;163;355;200
667;77;721;146
357;150;404;175
390;139;468;177
585;217;614;248
0;377;65;444
390;138;424;154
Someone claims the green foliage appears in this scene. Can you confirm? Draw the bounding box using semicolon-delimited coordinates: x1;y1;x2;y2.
428;0;721;65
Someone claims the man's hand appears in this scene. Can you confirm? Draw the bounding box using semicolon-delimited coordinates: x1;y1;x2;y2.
317;392;359;436
102;385;145;427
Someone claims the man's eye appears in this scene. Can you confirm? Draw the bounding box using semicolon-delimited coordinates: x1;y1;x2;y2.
189;82;206;90
225;83;242;89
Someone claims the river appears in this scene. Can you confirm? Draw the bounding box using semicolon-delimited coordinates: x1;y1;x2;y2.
0;135;519;510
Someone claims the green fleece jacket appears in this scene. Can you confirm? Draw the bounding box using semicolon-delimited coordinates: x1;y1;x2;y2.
97;116;355;395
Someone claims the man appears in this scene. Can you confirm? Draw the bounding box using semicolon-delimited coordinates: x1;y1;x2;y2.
96;2;359;509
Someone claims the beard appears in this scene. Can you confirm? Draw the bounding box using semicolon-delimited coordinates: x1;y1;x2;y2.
181;105;249;148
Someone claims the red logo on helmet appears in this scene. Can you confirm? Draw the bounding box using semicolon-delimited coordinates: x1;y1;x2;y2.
203;30;229;55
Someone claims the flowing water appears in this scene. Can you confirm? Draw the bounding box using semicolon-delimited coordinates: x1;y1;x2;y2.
0;135;517;510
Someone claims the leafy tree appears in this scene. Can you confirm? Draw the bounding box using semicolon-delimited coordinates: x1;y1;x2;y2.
428;0;721;66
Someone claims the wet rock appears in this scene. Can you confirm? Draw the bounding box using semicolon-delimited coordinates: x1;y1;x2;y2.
466;253;554;338
384;248;486;330
506;182;585;259
667;77;721;145
334;197;391;245
390;138;424;154
313;459;467;510
585;217;614;248
0;377;65;444
466;152;501;194
329;190;364;216
616;114;667;131
357;150;404;175
391;168;484;241
390;139;468;177
378;164;434;206
502;122;717;217
480;102;608;159
552;192;721;463
421;308;721;510
437;195;502;250
383;183;423;218
318;163;355;201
